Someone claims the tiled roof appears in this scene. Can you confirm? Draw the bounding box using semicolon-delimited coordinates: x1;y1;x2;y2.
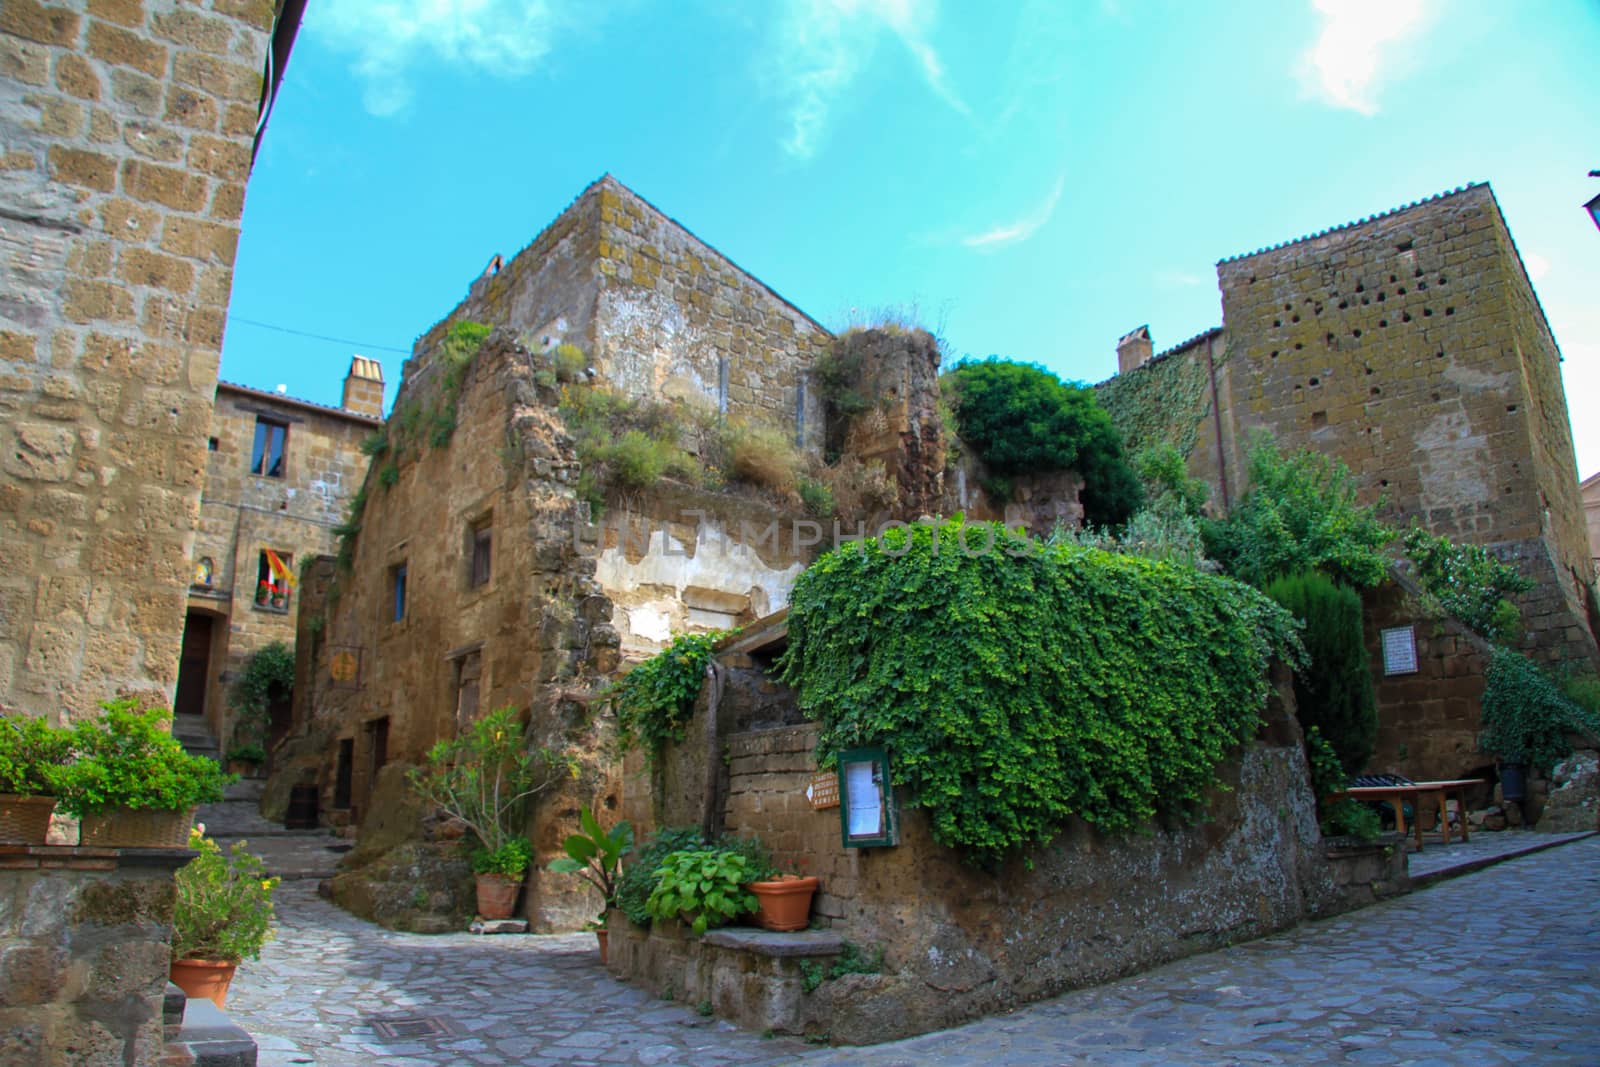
217;380;382;425
1218;183;1488;265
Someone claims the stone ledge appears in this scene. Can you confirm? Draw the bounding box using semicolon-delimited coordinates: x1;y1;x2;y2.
0;845;197;872
701;927;844;958
162;998;258;1067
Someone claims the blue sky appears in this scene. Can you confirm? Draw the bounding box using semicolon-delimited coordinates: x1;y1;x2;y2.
225;0;1600;474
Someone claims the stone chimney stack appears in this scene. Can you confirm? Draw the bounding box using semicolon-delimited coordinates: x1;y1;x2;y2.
342;356;385;418
1116;326;1153;374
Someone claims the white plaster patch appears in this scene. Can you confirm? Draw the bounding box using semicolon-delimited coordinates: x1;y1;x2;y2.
625;604;673;644
1414;409;1490;510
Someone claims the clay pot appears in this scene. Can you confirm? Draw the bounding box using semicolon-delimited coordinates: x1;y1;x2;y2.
170;958;239;1008
595;927;608;964
475;872;522;920
747;875;819;931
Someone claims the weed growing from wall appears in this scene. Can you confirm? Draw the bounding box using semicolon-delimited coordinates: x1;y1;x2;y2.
778;517;1303;863
1402;527;1533;642
609;631;730;758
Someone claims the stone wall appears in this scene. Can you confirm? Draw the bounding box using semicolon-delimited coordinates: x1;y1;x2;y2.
188;378;378;748
1214;184;1596;665
619;661;1344;1042
415;175;830;453
299;329;622;930
0;0;275;722
0;844;190;1066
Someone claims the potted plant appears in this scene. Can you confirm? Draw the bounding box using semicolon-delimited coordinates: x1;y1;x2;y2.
644;847;759;935
746;867;820;932
225;743;267;778
547;806;633;960
255;580;270;606
269;583;288;611
170;827;280;1007
52;699;231;848
407;705;576;922
0;714;72;844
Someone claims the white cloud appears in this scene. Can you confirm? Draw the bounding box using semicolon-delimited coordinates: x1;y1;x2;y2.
1155;269;1207;289
770;0;967;159
960;175;1064;251
1522;250;1550;283
310;0;571;116
1298;0;1431;115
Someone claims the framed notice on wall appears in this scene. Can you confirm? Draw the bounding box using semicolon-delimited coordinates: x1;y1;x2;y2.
1380;626;1418;676
837;746;897;848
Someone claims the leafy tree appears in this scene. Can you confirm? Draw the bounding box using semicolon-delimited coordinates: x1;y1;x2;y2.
1202;434;1394;589
945;359;1142;527
1402;527;1532;642
1265;571;1377;774
778;517;1303;863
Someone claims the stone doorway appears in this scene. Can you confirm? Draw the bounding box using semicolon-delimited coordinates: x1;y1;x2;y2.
175;611;215;721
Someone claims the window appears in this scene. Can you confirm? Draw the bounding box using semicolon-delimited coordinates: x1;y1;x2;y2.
454;650;481;728
256;549;292;612
391;562;407;622
469;516;492;588
250;417;287;478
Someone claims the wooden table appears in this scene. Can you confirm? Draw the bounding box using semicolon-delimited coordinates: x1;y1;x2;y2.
1329;779;1486;851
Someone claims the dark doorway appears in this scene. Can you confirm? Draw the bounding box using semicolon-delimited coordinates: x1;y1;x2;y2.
333;738;354;810
175;612;214;720
266;693;292;772
363;717;389;811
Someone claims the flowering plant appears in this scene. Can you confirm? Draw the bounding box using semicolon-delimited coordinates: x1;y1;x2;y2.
171;828;280;963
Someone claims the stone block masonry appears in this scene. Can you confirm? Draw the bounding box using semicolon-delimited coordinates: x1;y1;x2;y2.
0;0;276;723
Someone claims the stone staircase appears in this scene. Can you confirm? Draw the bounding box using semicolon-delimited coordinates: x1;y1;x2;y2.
163;981;258;1066
172;714;222;764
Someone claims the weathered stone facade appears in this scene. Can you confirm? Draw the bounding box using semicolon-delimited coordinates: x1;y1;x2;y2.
1099;184;1599;780
183;363;380;757
417;174;830;452
0;0;277;723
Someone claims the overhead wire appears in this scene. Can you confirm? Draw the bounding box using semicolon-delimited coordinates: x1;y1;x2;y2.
226;315;412;355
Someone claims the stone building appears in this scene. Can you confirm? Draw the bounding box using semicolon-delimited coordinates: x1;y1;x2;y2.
1099;183;1598;781
0;0;292;724
181;357;382;762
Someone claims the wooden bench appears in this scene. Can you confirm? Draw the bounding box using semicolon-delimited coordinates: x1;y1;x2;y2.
1329;779;1486;851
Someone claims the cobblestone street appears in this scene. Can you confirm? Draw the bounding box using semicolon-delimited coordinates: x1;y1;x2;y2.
229;836;1600;1066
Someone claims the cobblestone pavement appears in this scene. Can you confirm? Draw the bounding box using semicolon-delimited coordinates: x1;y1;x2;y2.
1407;828;1594;882
228;837;1600;1066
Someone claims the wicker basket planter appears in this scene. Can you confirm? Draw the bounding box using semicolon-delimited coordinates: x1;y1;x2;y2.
0;794;57;845
78;806;195;849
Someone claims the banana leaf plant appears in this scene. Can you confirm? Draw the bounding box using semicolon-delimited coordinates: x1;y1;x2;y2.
547;806;633;924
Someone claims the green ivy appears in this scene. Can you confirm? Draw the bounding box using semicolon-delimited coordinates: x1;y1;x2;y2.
609;631;730;756
1480;646;1600;771
1095;343;1214;462
1402;527;1532;642
228;641;294;757
777;517;1303;863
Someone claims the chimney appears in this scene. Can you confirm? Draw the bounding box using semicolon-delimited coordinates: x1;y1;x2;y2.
1116;325;1152;374
342;355;384;418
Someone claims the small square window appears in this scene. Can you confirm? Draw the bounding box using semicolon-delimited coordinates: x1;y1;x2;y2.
391;562;408;622
256;549;293;612
250;418;287;478
468;517;492;588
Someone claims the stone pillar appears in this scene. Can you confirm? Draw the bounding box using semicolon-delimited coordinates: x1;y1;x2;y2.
1116;325;1153;374
0;844;192;1066
342;355;385;418
0;0;277;722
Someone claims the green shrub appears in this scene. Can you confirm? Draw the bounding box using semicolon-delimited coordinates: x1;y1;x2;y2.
800;940;884;992
778;517;1303;863
52;700;231;816
358;431;388;457
1265;572;1376;775
1322;798;1382;842
1402;527;1532;642
616;826;705;926
228;642;294;760
552;342;588;383
604;430;670;489
0;714;71;795
645;848;759;935
472;837;533;877
547;806;634;916
1480;647;1600;771
225;742;266;765
407;705;577;862
172;829;280;963
1135;443;1208;517
944;359;1141;527
609;632;729;756
798;477;836;517
1303;726;1345;801
1202;434;1394;590
1562;673;1600;716
727;423;802;494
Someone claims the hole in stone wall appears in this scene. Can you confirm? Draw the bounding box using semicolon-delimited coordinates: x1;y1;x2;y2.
1309;377;1320;386
1439;276;1448;285
1371;387;1381;396
1311;411;1328;428
1401;312;1412;323
1364;364;1374;374
1249;274;1257;283
1361;297;1370;306
1396;240;1414;253
1418;281;1428;290
1355;282;1365;292
1431;392;1441;402
1294;342;1304;350
1380;479;1389;488
1389;274;1398;283
1397;286;1406;294
1270;350;1279;358
1506;404;1518;413
1291;314;1300;323
1284;303;1293;311
1274;319;1282;328
1379;320;1388;328
1352;329;1363;338
1445;307;1455;315
1423;308;1433;317
1326;333;1336;346
1414;268;1424;278
1377;292;1385;302
1338;300;1349;310
208;437;218;451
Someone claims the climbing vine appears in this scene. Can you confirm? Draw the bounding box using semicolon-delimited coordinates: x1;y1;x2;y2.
609;631;730;756
1095;344;1213;462
777;517;1304;863
1402;527;1532;642
228;641;295;760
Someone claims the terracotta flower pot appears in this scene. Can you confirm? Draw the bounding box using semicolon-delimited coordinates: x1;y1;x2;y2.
475;872;522;919
0;794;57;845
170;958;239;1008
747;875;819;931
595;927;608;964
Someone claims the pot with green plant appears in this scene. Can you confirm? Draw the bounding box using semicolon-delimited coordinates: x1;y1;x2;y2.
53;700;231;848
0;714;72;844
407;705;577;923
644;847;760;935
547;806;633;960
170;827;280;1007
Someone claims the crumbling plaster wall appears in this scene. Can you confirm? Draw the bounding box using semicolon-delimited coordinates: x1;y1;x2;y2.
0;0;274;722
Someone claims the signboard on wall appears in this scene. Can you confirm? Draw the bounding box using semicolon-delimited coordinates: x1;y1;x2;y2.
1380;626;1418;676
837;746;897;848
806;771;840;810
329;646;363;689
